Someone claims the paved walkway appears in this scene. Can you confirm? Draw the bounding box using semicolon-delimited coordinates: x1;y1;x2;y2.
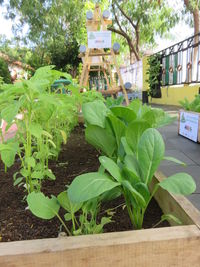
153;104;200;211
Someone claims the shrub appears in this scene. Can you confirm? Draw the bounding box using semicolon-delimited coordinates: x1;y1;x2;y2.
0;58;11;84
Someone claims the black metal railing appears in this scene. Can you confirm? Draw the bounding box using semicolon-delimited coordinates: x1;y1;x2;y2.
156;32;200;86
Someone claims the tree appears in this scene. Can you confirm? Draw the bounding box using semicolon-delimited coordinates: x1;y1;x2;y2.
183;0;199;41
109;0;179;63
1;0;88;76
0;58;12;83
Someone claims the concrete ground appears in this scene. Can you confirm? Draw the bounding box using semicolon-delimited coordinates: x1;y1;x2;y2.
153;104;200;211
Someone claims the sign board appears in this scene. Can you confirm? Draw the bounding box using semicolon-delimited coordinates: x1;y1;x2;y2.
179;111;199;142
88;31;111;49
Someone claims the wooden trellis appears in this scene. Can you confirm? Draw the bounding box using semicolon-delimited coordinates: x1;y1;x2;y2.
79;4;129;105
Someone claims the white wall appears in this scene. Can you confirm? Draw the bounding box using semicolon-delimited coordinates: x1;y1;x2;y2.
120;60;143;90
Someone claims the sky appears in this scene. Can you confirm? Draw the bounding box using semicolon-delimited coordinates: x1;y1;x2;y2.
0;4;13;39
0;1;194;52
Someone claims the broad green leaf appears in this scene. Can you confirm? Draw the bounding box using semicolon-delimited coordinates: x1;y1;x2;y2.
128;99;142;115
107;113;126;148
57;191;82;213
1;102;20;124
20;168;29;177
29;123;43;139
110;106;136;123
25;157;36;168
159;173;196;195
126;120;150;153
68;172;120;203
121;180;146;208
138;128;165;184
85;125;116;157
141;111;156;127
31;171;44;179
0;142;19;167
82;100;108;128
1;149;16;167
121;137;134;156
161;214;182;225
99;156;122;182
122;167;140;186
124;155;141;179
134;182;150;203
163;156;186;166
27;192;60;220
101;186;121;202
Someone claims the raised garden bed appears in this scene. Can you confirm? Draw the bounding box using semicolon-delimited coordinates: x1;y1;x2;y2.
0;125;200;266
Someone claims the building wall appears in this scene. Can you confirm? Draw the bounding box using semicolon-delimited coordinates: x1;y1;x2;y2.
142;55;200;106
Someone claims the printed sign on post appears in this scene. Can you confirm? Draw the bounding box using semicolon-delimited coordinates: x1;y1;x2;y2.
88;31;111;49
179;111;199;142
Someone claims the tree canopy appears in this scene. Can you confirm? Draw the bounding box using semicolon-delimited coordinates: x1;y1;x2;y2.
109;0;179;63
0;0;196;68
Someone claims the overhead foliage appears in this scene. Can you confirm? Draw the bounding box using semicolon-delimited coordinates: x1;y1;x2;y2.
1;0;90;74
109;0;179;63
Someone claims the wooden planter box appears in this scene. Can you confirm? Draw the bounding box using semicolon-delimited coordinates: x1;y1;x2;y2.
0;171;200;267
178;109;200;143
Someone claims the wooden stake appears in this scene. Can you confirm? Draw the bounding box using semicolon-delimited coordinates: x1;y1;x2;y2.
110;49;129;105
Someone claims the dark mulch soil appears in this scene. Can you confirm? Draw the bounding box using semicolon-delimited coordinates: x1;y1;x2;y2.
0;125;168;242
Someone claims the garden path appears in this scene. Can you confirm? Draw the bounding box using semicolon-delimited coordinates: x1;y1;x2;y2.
152;104;200;211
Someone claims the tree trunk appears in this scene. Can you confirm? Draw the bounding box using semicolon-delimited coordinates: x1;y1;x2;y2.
128;41;140;64
193;7;200;42
184;0;200;81
130;51;135;64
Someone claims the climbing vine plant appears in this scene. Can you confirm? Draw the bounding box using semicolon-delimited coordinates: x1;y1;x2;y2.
146;54;162;98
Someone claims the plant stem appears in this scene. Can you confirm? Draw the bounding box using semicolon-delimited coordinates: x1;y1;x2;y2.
56;213;71;236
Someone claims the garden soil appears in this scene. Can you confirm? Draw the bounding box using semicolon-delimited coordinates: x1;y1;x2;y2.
0;125;168;242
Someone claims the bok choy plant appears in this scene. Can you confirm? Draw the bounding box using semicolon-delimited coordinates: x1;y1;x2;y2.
67;99;196;229
27;190;112;236
68;127;196;229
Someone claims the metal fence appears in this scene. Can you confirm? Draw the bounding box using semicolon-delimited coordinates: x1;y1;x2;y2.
157;33;200;86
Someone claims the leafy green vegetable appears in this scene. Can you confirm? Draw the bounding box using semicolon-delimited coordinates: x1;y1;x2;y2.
159;173;196;195
68;172;120;203
138;128;165;184
82;100;108;128
27;192;60;219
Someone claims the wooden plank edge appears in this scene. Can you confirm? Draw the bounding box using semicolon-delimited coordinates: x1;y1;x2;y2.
0;225;199;257
151;171;200;228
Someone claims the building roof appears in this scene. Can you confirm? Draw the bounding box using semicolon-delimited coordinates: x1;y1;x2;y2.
0;52;34;71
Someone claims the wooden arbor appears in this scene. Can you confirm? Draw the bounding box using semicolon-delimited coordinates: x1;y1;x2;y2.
79;4;129;105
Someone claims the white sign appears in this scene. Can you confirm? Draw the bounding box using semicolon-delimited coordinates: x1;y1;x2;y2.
179;111;199;142
88;31;111;49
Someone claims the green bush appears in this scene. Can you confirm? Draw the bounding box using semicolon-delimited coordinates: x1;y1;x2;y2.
0;58;12;84
179;95;200;113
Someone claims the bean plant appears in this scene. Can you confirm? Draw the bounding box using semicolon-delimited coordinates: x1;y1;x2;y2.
0;66;80;193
